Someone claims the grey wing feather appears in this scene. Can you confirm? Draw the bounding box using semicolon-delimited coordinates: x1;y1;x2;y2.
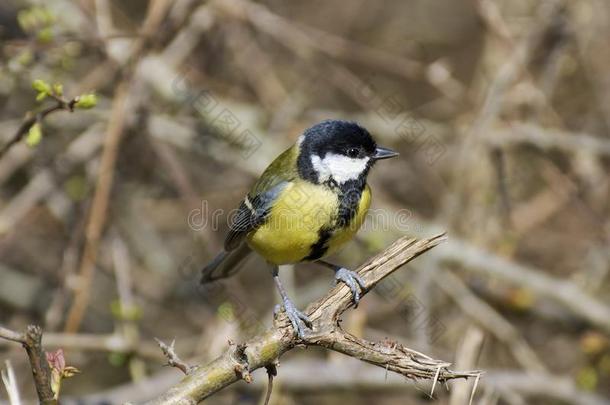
224;182;287;251
200;182;288;284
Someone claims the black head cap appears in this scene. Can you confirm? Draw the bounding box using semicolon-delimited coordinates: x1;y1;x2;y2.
299;120;377;159
297;120;398;185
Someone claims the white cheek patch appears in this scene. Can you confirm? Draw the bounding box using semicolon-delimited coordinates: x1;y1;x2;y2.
296;134;306;147
311;153;369;184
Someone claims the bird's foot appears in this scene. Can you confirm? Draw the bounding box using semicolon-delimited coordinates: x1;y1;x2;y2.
280;296;312;339
334;268;366;307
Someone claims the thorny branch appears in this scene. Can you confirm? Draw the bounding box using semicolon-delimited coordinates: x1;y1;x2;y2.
155;338;195;375
146;234;481;404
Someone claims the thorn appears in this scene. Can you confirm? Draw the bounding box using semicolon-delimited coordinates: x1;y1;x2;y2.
468;373;481;405
155;337;193;375
430;365;442;398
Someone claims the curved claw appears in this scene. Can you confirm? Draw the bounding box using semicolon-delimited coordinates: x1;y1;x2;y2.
334;268;366;307
282;297;312;339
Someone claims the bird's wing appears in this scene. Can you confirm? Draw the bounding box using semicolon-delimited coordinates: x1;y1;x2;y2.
224;181;288;250
224;146;298;251
202;182;288;283
201;147;297;283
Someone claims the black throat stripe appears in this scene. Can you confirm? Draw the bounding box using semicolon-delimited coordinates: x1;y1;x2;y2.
303;177;366;262
335;178;365;227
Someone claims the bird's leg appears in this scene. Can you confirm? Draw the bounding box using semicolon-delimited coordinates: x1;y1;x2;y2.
270;266;312;339
317;260;366;307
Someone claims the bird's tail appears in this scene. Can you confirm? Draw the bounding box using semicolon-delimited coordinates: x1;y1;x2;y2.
200;242;252;284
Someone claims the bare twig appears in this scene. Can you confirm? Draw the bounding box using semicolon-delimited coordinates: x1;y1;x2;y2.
0;327;25;344
22;326;56;405
155;339;195;375
0;325;56;405
144;234;480;404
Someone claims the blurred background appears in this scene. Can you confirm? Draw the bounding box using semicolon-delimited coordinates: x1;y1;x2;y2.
1;0;609;403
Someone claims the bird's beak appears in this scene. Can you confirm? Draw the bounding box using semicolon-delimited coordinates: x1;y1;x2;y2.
373;146;399;160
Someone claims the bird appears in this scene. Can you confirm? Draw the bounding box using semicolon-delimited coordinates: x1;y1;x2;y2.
201;119;399;338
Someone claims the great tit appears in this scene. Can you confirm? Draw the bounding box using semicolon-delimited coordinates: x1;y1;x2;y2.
201;119;398;338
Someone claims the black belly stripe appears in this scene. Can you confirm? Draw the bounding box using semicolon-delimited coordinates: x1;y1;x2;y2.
303;227;333;261
303;178;367;262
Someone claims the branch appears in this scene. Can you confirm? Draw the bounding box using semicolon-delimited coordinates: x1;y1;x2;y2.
0;96;79;160
154;339;195;375
145;234;480;404
0;325;56;405
0;326;25;344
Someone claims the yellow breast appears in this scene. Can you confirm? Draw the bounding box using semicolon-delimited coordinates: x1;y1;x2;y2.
247;182;371;265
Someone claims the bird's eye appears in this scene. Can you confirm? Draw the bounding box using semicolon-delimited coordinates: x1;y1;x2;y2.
347;147;359;158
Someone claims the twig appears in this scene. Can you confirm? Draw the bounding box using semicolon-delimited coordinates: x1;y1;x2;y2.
0;97;79;160
0;327;25;344
144;234;480;404
154;339;195;375
0;325;56;405
23;326;56;405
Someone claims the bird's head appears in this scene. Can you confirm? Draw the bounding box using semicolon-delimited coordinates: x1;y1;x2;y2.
297;120;398;185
